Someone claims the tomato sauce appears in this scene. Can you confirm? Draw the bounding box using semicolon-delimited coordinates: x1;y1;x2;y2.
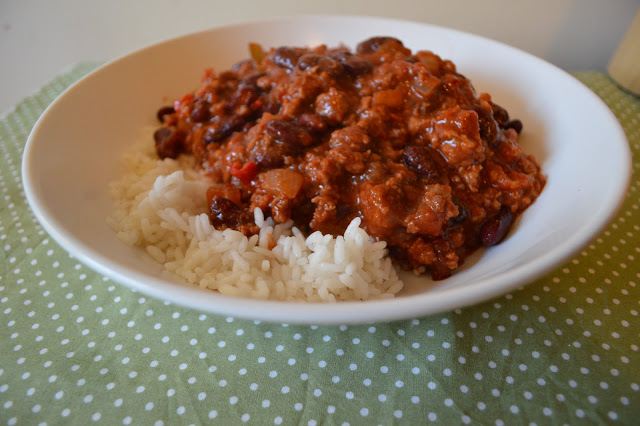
153;37;546;279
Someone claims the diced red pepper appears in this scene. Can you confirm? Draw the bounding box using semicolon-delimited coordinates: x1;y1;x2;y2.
250;99;264;110
230;161;258;184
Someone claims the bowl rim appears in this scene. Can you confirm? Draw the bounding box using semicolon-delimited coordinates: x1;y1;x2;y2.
22;15;632;324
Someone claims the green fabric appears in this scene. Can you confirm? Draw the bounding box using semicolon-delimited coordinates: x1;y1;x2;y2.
1;66;638;425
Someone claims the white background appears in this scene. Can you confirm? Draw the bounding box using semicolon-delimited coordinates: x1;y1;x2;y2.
1;0;638;115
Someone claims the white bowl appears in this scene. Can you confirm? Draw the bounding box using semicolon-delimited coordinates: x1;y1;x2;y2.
22;16;631;324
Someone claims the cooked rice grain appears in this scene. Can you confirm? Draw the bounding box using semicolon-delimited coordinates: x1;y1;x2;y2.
107;135;403;302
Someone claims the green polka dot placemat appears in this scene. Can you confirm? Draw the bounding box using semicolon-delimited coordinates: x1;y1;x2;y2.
1;66;638;425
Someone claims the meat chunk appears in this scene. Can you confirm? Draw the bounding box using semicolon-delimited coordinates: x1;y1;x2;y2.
403;184;458;236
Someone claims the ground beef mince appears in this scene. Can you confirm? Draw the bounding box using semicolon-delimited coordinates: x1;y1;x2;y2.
154;37;546;280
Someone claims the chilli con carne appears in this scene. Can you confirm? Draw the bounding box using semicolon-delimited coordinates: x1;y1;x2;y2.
153;37;546;280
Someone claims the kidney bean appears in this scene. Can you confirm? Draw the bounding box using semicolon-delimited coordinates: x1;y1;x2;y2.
238;73;266;89
153;126;172;144
261;99;282;115
331;50;373;75
153;127;183;159
297;54;323;70
209;196;251;229
250;142;289;169
402;145;440;180
448;200;468;226
429;237;453;280
295;113;327;133
226;86;259;112
272;46;302;70
190;99;210;122
156;105;175;123
429;261;452;281
503;119;523;134
473;106;499;147
490;101;509;125
330;49;350;59
356;36;404;54
297;54;344;76
290;200;315;231
217;71;236;84
480;207;514;246
202;115;245;145
343;55;372;76
265;119;313;147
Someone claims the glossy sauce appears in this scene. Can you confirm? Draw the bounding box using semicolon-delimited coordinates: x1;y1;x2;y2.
153;37;546;279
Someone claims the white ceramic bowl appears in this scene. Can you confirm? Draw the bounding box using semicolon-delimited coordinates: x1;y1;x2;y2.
22;16;631;324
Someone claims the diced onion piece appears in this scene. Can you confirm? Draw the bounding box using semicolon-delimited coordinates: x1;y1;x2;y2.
261;168;304;199
206;184;242;206
373;89;405;108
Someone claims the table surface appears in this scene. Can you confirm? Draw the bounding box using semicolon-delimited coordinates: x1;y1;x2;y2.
1;67;639;424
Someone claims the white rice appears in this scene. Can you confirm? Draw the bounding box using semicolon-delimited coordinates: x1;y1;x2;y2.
107;132;404;302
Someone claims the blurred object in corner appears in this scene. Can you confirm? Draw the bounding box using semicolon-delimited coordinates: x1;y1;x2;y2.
608;7;640;96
